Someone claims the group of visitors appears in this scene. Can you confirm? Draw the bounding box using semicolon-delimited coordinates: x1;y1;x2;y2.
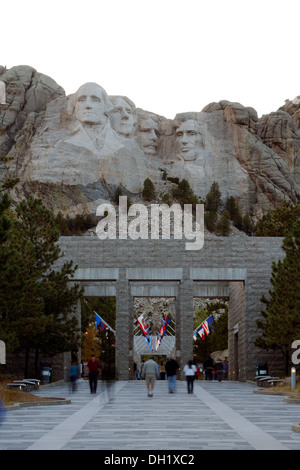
68;352;229;398
141;356;201;397
141;354;229;397
203;354;228;381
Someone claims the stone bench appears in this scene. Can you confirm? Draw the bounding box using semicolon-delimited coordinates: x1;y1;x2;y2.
24;379;40;390
7;383;28;391
12;380;38;392
256;376;283;388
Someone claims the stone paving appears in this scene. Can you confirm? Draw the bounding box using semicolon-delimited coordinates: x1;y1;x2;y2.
0;379;300;451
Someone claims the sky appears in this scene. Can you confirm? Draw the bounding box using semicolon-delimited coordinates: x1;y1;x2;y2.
1;0;300;119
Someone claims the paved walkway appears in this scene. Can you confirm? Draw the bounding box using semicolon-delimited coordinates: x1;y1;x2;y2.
0;379;300;451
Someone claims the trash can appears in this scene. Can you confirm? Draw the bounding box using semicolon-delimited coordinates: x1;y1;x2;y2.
256;361;268;377
40;362;52;383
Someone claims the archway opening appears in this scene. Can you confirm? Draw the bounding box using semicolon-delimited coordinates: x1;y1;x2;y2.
132;297;176;378
81;296;116;379
193;297;229;380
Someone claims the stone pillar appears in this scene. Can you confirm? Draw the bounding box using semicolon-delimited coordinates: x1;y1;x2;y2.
115;269;130;380
228;281;245;381
178;271;194;378
63;299;82;381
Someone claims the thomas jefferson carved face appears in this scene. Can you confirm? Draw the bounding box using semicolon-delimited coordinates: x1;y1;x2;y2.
74;83;110;127
110;96;136;137
137;118;159;155
175;120;202;161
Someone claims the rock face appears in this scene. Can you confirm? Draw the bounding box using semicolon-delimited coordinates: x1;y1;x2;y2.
1;65;299;220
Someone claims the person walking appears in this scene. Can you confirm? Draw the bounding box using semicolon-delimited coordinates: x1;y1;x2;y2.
141;357;159;397
86;354;100;393
183;360;197;394
69;360;79;393
203;354;214;380
215;358;224;382
223;357;229;380
165;357;179;393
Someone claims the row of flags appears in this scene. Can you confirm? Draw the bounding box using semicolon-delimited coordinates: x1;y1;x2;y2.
95;311;214;345
137;313;171;352
193;314;214;341
94;311;171;353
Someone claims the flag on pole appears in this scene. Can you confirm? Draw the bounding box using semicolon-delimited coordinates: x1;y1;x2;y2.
197;328;205;340
194;314;214;341
155;315;171;351
202;320;209;336
94;312;115;335
136;314;153;351
144;334;153;352
137;314;148;337
207;314;214;331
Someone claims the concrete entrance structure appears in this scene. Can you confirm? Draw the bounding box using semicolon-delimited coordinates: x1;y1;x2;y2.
57;236;285;381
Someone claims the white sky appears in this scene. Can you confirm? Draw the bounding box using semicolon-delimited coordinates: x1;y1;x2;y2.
1;0;299;119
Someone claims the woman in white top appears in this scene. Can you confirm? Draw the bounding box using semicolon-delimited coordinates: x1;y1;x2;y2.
183;360;197;394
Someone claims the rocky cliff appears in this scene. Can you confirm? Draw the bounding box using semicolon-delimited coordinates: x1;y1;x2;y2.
1;65;299;222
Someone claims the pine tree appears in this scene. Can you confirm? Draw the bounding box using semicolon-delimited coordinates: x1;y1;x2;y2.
171;179;198;207
255;201;300;236
142;178;156;201
0;196;83;376
216;210;231;236
205;182;222;213
255;220;300;374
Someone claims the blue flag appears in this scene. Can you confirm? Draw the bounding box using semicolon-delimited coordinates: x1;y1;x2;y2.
95;312;106;334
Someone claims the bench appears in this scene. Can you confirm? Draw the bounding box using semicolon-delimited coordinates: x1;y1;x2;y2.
267;378;284;387
20;379;40;390
256;376;283;388
256;375;271;385
7;383;28;391
12;380;37;392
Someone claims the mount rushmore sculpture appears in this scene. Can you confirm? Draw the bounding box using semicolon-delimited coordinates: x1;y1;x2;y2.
0;65;299;221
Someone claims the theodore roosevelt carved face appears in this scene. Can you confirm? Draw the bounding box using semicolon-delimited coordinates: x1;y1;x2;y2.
175;120;203;161
136;117;159;155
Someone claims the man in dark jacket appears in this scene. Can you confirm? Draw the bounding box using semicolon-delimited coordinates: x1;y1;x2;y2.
203;354;214;381
165;357;179;393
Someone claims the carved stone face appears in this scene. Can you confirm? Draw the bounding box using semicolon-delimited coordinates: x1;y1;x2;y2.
0;79;25;127
137;118;159;155
74;83;109;126
110;97;136;137
175;120;202;161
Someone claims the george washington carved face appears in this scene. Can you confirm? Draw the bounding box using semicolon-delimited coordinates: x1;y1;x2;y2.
73;83;110;127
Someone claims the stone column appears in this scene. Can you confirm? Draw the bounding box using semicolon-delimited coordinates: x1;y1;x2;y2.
228;282;245;381
178;270;194;378
115;269;130;380
63;299;82;381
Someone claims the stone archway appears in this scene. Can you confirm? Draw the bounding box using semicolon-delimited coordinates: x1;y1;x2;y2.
61;236;285;381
